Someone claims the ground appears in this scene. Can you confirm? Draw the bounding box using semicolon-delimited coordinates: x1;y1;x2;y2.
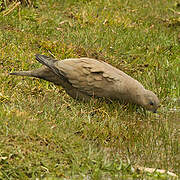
0;0;180;179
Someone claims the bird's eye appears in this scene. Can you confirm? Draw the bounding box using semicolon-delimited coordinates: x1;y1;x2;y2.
149;101;154;106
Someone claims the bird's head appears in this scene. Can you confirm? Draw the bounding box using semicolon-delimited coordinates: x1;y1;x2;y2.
141;90;160;113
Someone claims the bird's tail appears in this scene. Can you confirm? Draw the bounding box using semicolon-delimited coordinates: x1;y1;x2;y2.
9;71;35;77
9;54;64;80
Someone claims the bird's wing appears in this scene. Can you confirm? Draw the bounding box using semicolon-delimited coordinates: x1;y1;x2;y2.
55;58;122;98
35;55;124;98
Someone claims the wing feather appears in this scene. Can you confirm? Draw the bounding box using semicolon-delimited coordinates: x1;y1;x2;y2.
55;58;121;97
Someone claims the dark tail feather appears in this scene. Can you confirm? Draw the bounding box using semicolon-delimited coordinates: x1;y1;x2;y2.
9;71;34;77
35;54;63;78
9;54;65;81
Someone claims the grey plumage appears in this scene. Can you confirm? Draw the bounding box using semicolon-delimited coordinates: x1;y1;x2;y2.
9;54;160;112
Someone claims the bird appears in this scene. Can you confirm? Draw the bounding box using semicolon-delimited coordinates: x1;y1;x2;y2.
9;54;160;112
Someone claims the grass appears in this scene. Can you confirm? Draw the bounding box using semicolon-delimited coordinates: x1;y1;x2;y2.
0;0;180;179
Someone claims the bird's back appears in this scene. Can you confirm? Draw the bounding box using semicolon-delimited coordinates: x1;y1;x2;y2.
54;58;141;99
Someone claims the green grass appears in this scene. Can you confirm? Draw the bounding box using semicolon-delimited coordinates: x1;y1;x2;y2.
0;0;180;179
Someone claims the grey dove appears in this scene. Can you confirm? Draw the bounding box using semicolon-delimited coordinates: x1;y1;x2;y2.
9;54;160;112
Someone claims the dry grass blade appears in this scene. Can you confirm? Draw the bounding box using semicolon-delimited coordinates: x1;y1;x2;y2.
136;166;178;177
1;0;34;13
1;0;33;5
2;1;21;16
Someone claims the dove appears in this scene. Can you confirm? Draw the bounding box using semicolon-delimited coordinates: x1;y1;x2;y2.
9;54;160;112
